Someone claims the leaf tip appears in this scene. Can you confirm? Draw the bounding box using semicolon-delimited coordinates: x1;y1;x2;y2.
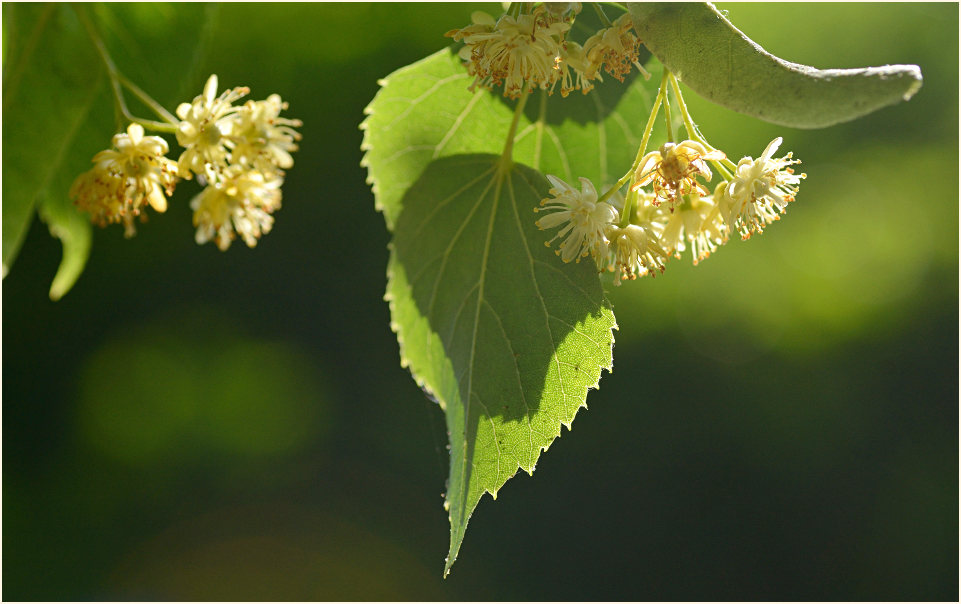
901;65;923;100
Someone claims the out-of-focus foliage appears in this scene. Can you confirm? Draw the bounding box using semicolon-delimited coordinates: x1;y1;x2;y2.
1;4;215;298
3;3;957;600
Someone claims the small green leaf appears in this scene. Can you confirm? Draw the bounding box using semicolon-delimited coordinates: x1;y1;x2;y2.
38;174;93;302
628;2;923;129
387;155;616;576
361;46;660;230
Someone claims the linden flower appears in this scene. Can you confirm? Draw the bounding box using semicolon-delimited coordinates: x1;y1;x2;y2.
91;123;178;213
71;123;178;236
722;137;806;239
582;13;646;82
190;166;283;251
653;191;729;265
229;94;303;173
447;7;570;98
535;175;618;263
633;140;726;208
70;168;137;236
557;41;597;96
605;224;669;285
176;74;249;181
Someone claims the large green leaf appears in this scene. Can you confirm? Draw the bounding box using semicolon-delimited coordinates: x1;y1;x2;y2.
1;3;216;298
629;2;923;128
361;46;660;230
362;31;659;574
387;155;616;575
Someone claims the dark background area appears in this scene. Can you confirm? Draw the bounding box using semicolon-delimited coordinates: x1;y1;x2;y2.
3;3;958;600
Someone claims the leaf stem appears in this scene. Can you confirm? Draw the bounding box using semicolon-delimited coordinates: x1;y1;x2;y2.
499;87;530;172
73;5;178;134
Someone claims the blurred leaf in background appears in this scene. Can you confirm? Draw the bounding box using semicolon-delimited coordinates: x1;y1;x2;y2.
2;3;957;601
2;4;216;298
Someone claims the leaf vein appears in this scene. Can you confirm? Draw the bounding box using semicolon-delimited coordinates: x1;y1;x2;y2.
381;73;470;131
504;170;570;426
433;89;485;158
480;297;544;465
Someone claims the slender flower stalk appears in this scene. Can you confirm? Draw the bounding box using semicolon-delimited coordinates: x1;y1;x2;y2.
667;72;736;179
597;68;670;209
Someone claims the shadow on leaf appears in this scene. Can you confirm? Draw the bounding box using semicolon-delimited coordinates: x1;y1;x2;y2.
386;154;615;573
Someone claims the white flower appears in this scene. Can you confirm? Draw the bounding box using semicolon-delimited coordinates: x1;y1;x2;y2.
582;13;644;82
633;140;725;209
654;191;729;265
228;94;302;173
605;224;669;284
176;74;249;181
556;41;597;96
70;168;134;235
71;123;178;236
535;175;618;263
447;7;570;98
723;137;805;239
190;166;283;251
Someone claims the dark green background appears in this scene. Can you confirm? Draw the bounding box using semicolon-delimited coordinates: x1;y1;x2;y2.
3;3;958;600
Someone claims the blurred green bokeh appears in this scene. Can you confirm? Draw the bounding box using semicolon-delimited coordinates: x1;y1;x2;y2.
3;3;957;600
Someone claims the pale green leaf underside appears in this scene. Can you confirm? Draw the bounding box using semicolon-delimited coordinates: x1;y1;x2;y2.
387;156;615;575
629;2;923;129
361;47;659;231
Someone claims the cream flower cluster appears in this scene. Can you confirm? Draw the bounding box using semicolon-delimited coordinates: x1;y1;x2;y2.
446;6;645;99
70;74;301;250
536;138;805;284
70;123;178;237
179;75;302;250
